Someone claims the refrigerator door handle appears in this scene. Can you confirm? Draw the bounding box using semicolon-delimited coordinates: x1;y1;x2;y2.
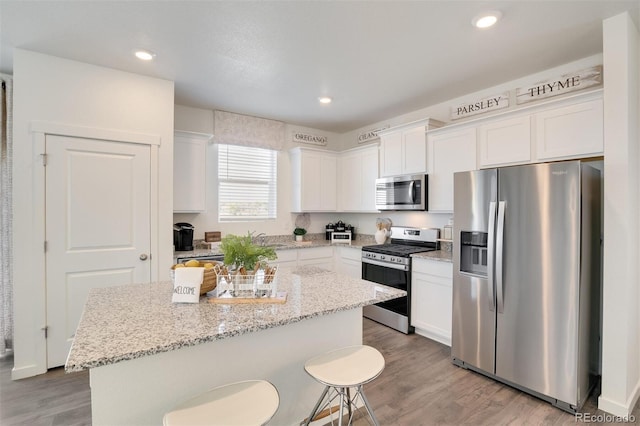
487;201;497;312
496;201;506;313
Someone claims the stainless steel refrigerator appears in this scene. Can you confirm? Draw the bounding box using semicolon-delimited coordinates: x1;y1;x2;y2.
451;161;601;412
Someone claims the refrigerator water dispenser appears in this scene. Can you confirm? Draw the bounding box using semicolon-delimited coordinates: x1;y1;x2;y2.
460;231;488;276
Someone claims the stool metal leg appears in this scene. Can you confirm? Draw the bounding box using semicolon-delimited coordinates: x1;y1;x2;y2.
338;389;345;426
304;386;329;426
358;385;380;426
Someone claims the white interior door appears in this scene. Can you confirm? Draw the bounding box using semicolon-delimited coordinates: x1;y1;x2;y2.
45;135;151;368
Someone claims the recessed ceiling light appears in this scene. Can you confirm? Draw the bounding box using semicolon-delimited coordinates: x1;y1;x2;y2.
135;50;156;61
318;96;332;104
472;11;502;29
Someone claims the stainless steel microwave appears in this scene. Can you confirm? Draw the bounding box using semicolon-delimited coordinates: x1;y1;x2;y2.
375;174;428;211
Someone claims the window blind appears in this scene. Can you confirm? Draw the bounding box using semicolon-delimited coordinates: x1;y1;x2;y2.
218;144;277;221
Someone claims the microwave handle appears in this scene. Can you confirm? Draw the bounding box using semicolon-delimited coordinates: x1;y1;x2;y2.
409;180;416;203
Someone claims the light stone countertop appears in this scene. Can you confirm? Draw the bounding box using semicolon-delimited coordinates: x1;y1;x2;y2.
412;250;453;263
174;237;371;260
65;266;404;372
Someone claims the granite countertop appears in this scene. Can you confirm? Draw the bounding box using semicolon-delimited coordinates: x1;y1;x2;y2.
412;250;453;263
174;237;370;260
65;266;404;372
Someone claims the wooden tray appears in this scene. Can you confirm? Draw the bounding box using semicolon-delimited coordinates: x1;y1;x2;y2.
207;291;287;304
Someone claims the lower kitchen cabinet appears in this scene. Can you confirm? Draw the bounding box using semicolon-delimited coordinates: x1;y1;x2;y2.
334;246;362;278
274;246;335;271
298;246;334;270
273;249;298;268
411;258;453;346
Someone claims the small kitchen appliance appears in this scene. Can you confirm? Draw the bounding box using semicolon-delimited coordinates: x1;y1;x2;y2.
173;222;195;251
375;174;428;211
361;226;440;334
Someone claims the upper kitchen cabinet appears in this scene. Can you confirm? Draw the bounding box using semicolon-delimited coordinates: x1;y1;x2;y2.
476;90;603;168
427;126;477;212
378;118;444;177
338;144;379;212
173;131;211;213
478;114;531;168
290;147;337;212
534;98;603;161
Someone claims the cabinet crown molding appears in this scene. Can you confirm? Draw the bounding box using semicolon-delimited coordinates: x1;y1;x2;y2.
377;117;446;136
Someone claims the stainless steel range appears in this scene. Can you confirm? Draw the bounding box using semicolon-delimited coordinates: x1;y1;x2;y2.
361;226;439;334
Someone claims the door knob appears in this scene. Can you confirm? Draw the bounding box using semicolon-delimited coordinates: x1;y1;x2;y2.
139;253;148;261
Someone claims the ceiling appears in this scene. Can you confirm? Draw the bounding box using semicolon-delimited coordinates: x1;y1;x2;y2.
1;1;638;133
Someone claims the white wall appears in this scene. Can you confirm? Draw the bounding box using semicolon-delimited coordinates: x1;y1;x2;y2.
599;12;640;417
11;49;174;378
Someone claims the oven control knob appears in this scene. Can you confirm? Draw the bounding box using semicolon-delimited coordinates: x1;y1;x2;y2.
380;255;386;260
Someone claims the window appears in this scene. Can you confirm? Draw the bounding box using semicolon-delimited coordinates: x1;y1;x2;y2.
218;144;277;221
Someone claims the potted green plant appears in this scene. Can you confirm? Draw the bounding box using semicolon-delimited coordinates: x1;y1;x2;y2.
293;227;307;242
220;232;277;272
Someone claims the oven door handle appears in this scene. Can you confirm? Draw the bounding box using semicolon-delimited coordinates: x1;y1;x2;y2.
362;258;409;271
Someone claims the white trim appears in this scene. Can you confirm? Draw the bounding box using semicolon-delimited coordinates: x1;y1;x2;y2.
174;129;214;142
598;380;640;417
377;117;445;136
29;121;161;146
414;326;451;347
11;363;47;380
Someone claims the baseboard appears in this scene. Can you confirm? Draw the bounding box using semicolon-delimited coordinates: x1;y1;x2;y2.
598;379;640;418
414;326;451;347
11;363;47;380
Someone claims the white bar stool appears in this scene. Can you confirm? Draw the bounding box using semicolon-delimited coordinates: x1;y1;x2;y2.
163;380;279;426
303;345;385;426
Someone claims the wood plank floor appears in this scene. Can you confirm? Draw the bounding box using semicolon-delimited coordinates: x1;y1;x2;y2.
1;319;638;425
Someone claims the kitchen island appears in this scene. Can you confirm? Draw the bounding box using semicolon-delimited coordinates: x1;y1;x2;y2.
66;266;404;426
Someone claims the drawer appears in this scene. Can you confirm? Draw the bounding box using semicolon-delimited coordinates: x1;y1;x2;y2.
413;258;453;278
298;246;334;260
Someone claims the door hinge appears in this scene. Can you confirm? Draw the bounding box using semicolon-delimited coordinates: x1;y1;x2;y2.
40;153;48;166
41;326;49;339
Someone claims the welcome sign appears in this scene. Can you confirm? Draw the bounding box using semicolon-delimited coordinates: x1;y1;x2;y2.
172;268;204;303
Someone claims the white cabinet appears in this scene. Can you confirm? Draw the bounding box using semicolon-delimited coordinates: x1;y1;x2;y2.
273;249;297;268
411;258;453;346
534;98;603;161
427;127;477;212
338;145;379;212
478;115;531;168
274;246;335;271
379;118;444;177
298;246;334;270
173;131;210;213
290;148;337;212
334;246;362;279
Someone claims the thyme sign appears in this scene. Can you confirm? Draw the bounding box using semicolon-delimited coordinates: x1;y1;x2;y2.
516;66;602;104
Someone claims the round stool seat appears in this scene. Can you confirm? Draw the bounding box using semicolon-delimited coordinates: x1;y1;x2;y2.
163;380;279;426
304;345;385;387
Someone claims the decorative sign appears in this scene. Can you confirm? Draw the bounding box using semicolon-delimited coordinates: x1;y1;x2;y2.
450;92;510;120
516;66;602;105
358;125;389;144
292;131;327;146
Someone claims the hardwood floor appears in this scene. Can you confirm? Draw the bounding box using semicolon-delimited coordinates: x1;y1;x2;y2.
1;319;638;425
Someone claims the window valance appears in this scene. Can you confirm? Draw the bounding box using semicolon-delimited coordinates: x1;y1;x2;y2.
214;110;285;150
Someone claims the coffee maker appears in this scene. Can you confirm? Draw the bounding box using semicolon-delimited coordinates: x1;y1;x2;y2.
173;222;194;251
